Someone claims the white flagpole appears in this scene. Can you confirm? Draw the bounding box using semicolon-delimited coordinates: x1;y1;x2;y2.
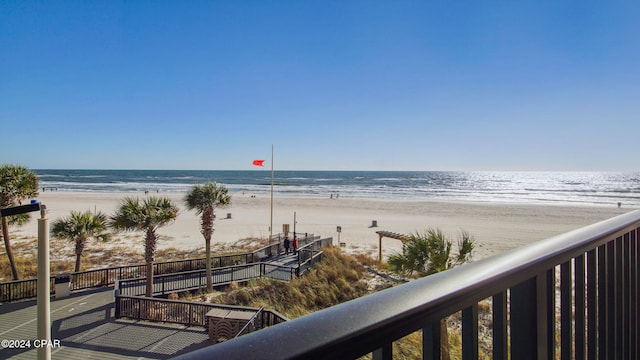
270;144;274;242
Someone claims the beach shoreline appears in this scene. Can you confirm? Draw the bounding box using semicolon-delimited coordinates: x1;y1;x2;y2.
13;190;634;261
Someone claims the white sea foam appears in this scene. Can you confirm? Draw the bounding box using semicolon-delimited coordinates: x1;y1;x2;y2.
35;170;640;207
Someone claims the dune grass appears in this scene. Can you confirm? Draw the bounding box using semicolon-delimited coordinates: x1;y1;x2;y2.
210;246;370;318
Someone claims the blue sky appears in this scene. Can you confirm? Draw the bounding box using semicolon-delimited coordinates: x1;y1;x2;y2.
2;1;638;171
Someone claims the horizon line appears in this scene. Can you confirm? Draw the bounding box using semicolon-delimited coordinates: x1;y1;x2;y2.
30;168;638;173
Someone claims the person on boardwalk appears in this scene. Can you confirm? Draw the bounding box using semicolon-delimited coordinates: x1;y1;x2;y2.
284;236;291;254
293;235;299;255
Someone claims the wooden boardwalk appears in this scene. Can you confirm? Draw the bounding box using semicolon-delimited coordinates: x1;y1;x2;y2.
117;252;301;297
0;287;211;359
0;252;308;359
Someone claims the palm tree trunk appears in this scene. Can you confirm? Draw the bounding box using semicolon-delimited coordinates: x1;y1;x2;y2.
1;216;20;280
206;236;212;292
75;238;85;273
74;254;82;273
145;261;154;297
145;228;157;297
202;207;214;293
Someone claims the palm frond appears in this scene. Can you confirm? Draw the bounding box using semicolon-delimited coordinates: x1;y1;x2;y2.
0;165;39;207
389;228;476;277
184;182;231;214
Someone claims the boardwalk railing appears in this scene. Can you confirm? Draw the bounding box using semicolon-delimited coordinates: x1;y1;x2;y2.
296;237;332;276
117;262;298;297
0;278;51;303
235;306;265;339
117;237;332;297
115;294;288;330
176;210;640;360
0;233;318;302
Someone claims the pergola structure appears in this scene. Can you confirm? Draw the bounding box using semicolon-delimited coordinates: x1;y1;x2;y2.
375;230;410;262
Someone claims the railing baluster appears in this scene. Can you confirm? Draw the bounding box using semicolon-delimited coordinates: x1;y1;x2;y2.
623;233;631;359
423;320;441;360
561;261;573;360
587;248;597;360
632;228;638;360
372;341;392;360
462;304;478;360
575;254;586;360
546;268;556;360
511;273;549;359
115;290;121;317
598;243;607;358
607;240;616;359
493;291;508;360
615;236;624;359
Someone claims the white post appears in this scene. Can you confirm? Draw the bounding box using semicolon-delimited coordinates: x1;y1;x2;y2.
37;204;50;360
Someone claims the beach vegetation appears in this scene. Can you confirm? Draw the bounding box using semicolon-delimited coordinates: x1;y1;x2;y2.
110;196;179;297
388;228;475;276
184;182;231;292
51;210;110;272
208;247;369;318
0;164;39;280
387;228;475;360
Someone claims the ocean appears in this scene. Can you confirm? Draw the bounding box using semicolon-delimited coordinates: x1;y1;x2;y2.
34;170;640;207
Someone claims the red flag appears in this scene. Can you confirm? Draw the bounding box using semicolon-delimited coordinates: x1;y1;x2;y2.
252;160;265;167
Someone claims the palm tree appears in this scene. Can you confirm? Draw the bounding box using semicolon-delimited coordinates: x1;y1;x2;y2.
51;210;109;272
388;228;474;276
110;196;178;297
388;228;475;360
0;165;39;280
184;182;231;292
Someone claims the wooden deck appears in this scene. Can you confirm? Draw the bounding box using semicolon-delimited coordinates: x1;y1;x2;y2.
0;251;317;359
0;287;211;359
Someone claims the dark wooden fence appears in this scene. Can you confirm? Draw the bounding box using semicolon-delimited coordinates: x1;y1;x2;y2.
115;294;288;330
117;262;300;297
174;210;640;360
112;237;331;297
0;277;48;303
0;233;318;302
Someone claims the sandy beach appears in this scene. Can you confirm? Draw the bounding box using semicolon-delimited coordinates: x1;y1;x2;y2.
13;190;634;261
